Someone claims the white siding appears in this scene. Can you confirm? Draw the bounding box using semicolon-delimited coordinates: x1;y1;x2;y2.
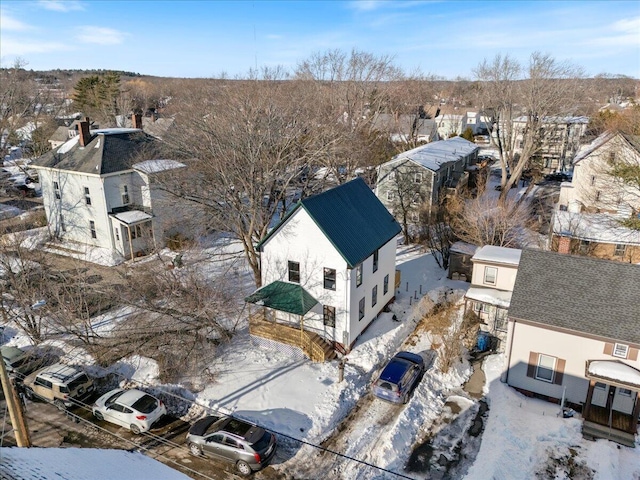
260;208;398;347
471;262;518;291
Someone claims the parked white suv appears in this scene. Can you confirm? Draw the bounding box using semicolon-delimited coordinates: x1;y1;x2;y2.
23;363;94;410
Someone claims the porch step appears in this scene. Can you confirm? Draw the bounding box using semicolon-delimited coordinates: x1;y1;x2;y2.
582;421;637;447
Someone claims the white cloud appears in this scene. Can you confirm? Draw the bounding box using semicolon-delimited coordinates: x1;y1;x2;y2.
611;16;640;33
0;10;32;31
76;26;127;45
1;37;71;56
38;0;84;12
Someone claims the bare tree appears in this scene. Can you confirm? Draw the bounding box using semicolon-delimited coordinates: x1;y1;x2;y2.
162;73;330;287
474;53;585;205
449;194;533;248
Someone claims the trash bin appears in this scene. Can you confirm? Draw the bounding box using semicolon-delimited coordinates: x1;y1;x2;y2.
476;331;490;352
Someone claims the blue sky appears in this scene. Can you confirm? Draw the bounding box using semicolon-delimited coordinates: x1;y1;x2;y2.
1;0;639;79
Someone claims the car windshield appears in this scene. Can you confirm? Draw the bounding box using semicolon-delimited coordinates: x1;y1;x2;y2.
132;394;158;414
222;418;250;437
9;356;30;369
251;431;271;452
376;380;397;392
67;373;89;392
106;390;126;406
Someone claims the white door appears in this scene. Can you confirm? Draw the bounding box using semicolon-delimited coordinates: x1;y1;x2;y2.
612;388;635;414
591;382;608;408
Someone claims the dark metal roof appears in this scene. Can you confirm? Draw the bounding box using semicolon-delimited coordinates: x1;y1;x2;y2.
34;129;161;175
245;281;318;316
260;178;400;268
509;249;640;344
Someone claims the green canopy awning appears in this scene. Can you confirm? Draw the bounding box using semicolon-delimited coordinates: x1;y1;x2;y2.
245;281;318;316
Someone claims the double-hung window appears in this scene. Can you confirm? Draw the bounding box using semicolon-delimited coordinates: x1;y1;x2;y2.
323;305;336;327
372;250;379;273
358;297;365;321
613;343;629;359
323;268;336;290
89;220;97;239
372;285;378;307
53;181;61;200
535;354;556;383
84;187;92;205
483;266;497;285
383;274;389;295
122;185;130;204
355;263;363;287
288;261;300;283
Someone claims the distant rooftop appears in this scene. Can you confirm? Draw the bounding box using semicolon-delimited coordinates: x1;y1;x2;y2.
390;136;478;172
472;245;522;266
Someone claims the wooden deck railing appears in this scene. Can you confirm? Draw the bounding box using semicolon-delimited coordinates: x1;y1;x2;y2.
249;312;335;362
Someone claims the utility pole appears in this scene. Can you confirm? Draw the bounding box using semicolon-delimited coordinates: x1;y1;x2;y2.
0;357;31;447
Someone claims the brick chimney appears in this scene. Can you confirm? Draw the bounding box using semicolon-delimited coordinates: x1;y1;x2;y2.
78;120;91;147
557;235;571;254
132;113;143;130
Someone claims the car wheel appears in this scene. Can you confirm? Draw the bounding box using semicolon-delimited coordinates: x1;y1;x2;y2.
189;443;202;457
24;388;34;400
93;411;104;421
54;399;66;411
236;460;252;476
130;424;141;435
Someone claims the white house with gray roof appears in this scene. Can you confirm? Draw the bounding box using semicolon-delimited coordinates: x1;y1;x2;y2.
375;136;478;228
464;245;521;346
32;118;191;265
503;249;640;446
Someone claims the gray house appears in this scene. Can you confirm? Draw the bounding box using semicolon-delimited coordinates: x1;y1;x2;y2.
375;136;478;228
503;249;640;446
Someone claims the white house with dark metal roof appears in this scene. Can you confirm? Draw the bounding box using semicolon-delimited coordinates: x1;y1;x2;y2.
246;177;402;360
31;117;189;265
503;249;640;447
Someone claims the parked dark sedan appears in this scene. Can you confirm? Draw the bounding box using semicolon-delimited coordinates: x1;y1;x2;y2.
544;172;571;182
372;351;425;404
186;415;277;476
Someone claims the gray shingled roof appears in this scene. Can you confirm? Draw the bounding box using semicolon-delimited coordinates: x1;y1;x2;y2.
34;129;161;175
509;249;640;344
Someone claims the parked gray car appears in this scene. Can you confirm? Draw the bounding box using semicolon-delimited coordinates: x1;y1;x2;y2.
186;415;277;476
1;346;45;381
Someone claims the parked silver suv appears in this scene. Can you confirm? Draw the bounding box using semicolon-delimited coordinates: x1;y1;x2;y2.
23;363;94;411
187;416;277;476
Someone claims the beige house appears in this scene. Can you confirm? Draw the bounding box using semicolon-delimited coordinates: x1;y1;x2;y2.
503;249;640;447
554;131;640;263
463;245;521;347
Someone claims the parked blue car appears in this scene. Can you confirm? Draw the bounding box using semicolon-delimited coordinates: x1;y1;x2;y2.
372;351;425;404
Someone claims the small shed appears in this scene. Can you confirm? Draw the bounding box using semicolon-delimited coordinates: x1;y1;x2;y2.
448;241;478;281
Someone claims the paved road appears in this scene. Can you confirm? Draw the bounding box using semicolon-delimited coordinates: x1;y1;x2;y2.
0;396;275;479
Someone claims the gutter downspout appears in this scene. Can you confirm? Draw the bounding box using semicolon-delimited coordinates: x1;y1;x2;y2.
501;317;516;384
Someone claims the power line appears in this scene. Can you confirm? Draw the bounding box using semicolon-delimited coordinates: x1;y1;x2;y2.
5;323;419;479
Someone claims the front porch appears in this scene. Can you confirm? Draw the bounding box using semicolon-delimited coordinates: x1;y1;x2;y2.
245;280;336;362
582;360;640;447
249;312;336;362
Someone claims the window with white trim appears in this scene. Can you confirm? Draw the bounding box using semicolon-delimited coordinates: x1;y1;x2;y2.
619;388;632;397
483;266;497;285
121;185;130;204
53;181;61;200
386;191;395;201
414;172;423;183
323;268;336;290
84;187;92;205
323;305;336;327
383;274;389;295
614;244;626;257
89;220;97;239
613;343;629;359
355;263;363;287
288;261;300;283
535;354;556;382
60;215;66;232
372;250;379;273
372;285;378;307
358;297;365;321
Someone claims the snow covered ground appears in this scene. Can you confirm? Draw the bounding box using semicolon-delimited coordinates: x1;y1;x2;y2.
1;241;638;479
